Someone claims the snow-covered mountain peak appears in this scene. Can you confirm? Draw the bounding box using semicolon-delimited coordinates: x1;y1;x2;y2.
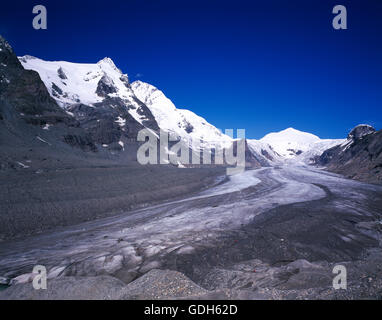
97;57;122;74
259;127;344;162
260;127;320;158
19;55;134;107
131;80;173;109
273;127;319;139
97;56;115;65
283;127;298;132
19;54;37;61
131;80;233;147
17;56;235;151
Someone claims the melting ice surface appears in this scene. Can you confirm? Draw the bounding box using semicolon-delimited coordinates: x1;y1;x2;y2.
200;170;261;197
1;165;380;283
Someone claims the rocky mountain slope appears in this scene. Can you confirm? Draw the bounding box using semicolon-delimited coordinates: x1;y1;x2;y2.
18;53;283;168
18;54;159;155
0;36;101;171
131;80;233;149
318;125;382;184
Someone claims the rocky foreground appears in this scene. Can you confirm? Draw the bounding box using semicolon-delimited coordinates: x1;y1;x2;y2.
2;255;382;300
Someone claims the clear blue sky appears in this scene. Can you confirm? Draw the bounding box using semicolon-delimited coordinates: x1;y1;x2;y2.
1;0;381;139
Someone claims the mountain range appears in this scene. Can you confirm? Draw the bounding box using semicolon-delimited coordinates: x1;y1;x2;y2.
1;35;381;183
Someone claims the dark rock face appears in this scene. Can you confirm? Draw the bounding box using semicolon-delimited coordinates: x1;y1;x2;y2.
119;74;130;88
0;39;65;119
63;134;97;152
57;67;67;80
66;96;159;149
0;37;22;71
261;148;274;161
73;71;160;148
347;124;376;140
243;140;264;168
130;96;159;132
180;119;194;133
96;74;117;97
318;125;382;184
286;148;303;156
0;35;97;153
52;82;63;97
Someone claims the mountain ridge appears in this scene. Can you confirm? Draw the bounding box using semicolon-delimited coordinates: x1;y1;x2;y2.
18;54;280;167
2;37;377;176
318;124;382;184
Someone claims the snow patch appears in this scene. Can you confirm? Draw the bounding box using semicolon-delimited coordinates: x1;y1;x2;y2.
17;162;29;169
115;116;126;127
36;136;51;145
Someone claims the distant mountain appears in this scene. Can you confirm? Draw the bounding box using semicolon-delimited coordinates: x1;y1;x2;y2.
318;124;382;184
259;127;344;163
